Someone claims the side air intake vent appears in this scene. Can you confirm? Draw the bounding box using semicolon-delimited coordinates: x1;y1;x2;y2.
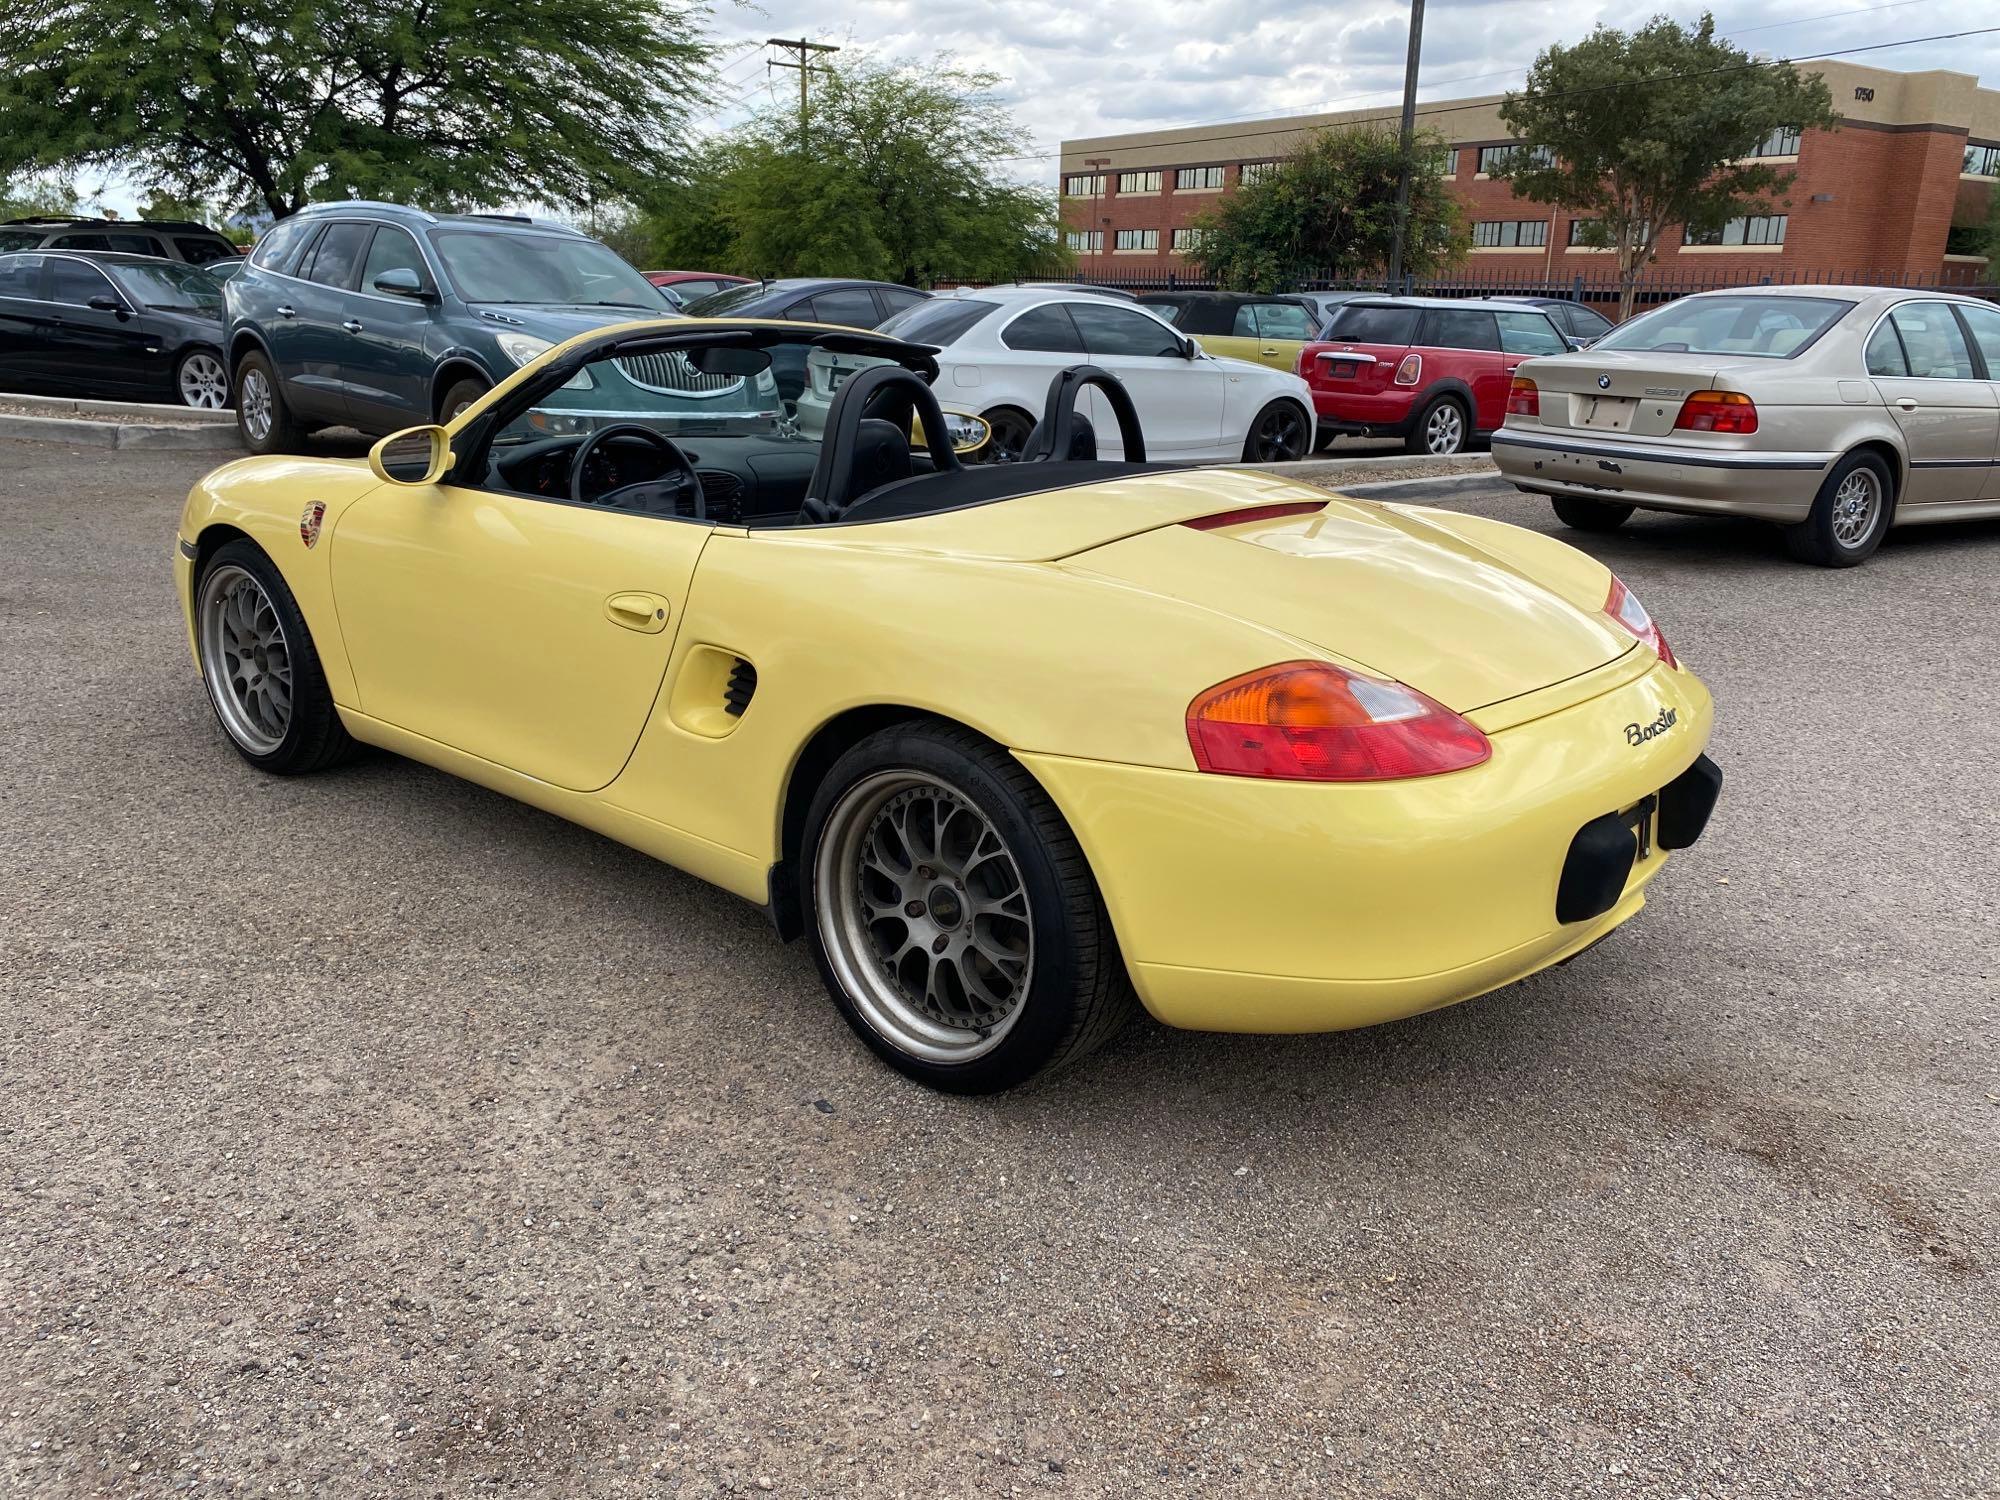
723;658;757;717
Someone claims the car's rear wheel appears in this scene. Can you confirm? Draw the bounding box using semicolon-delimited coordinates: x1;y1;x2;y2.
439;376;490;423
194;540;354;774
1407;394;1468;456
1784;451;1894;567
234;352;301;454
175;350;229;410
1243;400;1311;463
802;723;1139;1093
981;405;1036;463
1551;495;1635;532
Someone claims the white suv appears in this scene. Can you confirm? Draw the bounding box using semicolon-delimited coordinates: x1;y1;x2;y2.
796;285;1315;463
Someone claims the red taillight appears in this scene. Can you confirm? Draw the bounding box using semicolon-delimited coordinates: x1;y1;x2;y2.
1186;661;1491;782
1673;390;1758;434
1507;376;1539;418
1393;353;1422;386
1604;576;1678;669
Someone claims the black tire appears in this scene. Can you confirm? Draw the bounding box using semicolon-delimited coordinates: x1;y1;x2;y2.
1242;399;1312;463
1784;450;1895;567
1551;495;1636;532
1405;393;1469;455
233;351;302;454
981;405;1037;463
193;540;355;775
438;376;490;423
800;722;1140;1093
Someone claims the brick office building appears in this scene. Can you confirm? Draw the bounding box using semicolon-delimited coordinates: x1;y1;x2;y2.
1058;59;1999;285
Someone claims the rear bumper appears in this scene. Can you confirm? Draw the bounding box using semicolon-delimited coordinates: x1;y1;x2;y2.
1492;428;1834;522
1020;657;1716;1033
1310;390;1420;438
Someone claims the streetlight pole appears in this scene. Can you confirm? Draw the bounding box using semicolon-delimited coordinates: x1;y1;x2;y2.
1387;0;1425;292
1085;155;1110;271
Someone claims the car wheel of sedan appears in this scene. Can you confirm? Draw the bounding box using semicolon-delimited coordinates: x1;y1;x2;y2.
1551;496;1635;532
194;540;354;774
234;352;301;454
1243;400;1311;463
1408;395;1468;456
802;722;1139;1093
439;377;490;423
1785;450;1894;567
176;350;230;410
981;406;1036;463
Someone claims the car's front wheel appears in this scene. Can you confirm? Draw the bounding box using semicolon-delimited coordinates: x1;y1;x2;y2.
1407;394;1469;456
1243;400;1311;463
234;352;301;454
1785;450;1894;567
801;723;1138;1093
1551;495;1635;532
175;349;229;410
980;405;1036;463
194;540;354;774
438;376;490;423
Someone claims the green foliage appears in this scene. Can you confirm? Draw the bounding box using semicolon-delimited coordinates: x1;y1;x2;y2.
1186;128;1467;291
0;174;80;220
634;61;1067;284
0;0;715;219
1497;12;1838;315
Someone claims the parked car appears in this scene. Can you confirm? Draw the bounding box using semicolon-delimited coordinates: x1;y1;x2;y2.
1013;282;1140;301
679;278;929;405
223;201;679;452
0;216;243;268
1490;295;1615;345
1293;290;1371;329
799;286;1316;463
1138;291;1323;374
1298;297;1572;455
172;313;1719;1091
646;269;752;304
0;250;229;408
1492;285;2000;566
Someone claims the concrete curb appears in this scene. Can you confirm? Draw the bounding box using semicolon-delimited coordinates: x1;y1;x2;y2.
0;412;243;451
0;390;236;424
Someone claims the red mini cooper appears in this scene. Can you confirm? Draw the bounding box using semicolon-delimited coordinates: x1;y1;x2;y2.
1297;297;1578;455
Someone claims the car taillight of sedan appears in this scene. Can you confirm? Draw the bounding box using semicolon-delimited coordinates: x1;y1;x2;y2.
1507;377;1539;418
1672;390;1758;434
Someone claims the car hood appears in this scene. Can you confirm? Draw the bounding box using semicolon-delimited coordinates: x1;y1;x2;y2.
1065;481;1631;713
465;303;678;342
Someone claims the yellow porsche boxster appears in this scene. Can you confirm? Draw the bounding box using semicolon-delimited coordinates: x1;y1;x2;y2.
175;317;1721;1093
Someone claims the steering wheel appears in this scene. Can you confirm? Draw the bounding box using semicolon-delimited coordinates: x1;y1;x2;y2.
568;423;706;519
1021;365;1146;464
801;365;962;524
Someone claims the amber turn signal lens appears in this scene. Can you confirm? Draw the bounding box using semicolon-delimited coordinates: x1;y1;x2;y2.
1186;661;1491;781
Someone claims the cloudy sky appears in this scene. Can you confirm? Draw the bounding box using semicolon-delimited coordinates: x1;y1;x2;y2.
698;0;1999;185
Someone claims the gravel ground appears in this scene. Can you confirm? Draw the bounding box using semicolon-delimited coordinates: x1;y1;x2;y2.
3;438;1996;1499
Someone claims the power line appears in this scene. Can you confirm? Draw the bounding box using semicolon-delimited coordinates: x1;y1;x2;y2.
767;37;840;150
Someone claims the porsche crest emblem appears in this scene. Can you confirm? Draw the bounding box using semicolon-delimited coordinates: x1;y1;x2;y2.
299;501;326;548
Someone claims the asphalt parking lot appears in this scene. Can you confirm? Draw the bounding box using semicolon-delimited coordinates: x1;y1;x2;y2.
3;435;1996;1499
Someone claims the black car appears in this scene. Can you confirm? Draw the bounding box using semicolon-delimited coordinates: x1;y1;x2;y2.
1489;295;1615;345
0;250;230;408
679;278;928;404
0;216;243;268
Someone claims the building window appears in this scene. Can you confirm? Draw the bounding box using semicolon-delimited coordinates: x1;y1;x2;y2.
1476;143;1553;175
1116;171;1162;194
1472;219;1549;248
1567;220;1651;248
1431;145;1457;177
1685;215;1788;247
1239;161;1279;185
1062;173;1105;197
1966;144;2000;178
1174;166;1225;191
1170;227;1205;252
1114;228;1159;252
1745;126;1802;158
1066;230;1103;252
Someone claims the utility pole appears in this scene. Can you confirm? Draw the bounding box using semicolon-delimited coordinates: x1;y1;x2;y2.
1085;155;1110;268
766;37;840;151
1386;0;1425;292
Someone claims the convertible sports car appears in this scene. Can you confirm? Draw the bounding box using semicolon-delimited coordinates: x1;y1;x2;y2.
175;316;1722;1093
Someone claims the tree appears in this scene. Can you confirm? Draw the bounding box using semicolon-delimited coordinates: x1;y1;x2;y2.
1187;127;1467;292
634;60;1067;284
0;0;715;220
1496;13;1838;319
0;174;81;220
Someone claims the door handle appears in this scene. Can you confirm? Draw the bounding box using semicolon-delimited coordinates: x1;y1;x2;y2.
341;319;364;334
605;592;670;633
1895;398;1920;411
276;305;296;318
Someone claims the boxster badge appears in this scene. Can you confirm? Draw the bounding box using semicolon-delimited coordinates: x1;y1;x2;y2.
299;501;326;548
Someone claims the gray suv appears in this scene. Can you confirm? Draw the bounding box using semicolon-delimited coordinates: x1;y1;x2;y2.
0;215;243;267
222;202;676;452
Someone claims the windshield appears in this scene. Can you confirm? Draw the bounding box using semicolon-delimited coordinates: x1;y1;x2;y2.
432;229;671;309
682;281;780;317
105;260;224;314
1592;295;1854;358
875;297;997;346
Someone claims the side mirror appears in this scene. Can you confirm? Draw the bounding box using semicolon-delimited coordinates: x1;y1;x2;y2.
1566;335;1592;351
86;294;128;317
1181;338;1201;360
369;425;453;486
371;266;435;300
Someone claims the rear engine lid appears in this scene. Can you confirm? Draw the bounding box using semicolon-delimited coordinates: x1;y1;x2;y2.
1068;496;1633;713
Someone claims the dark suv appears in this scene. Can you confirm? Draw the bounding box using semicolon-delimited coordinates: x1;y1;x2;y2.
0;216;242;267
223;202;675;452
